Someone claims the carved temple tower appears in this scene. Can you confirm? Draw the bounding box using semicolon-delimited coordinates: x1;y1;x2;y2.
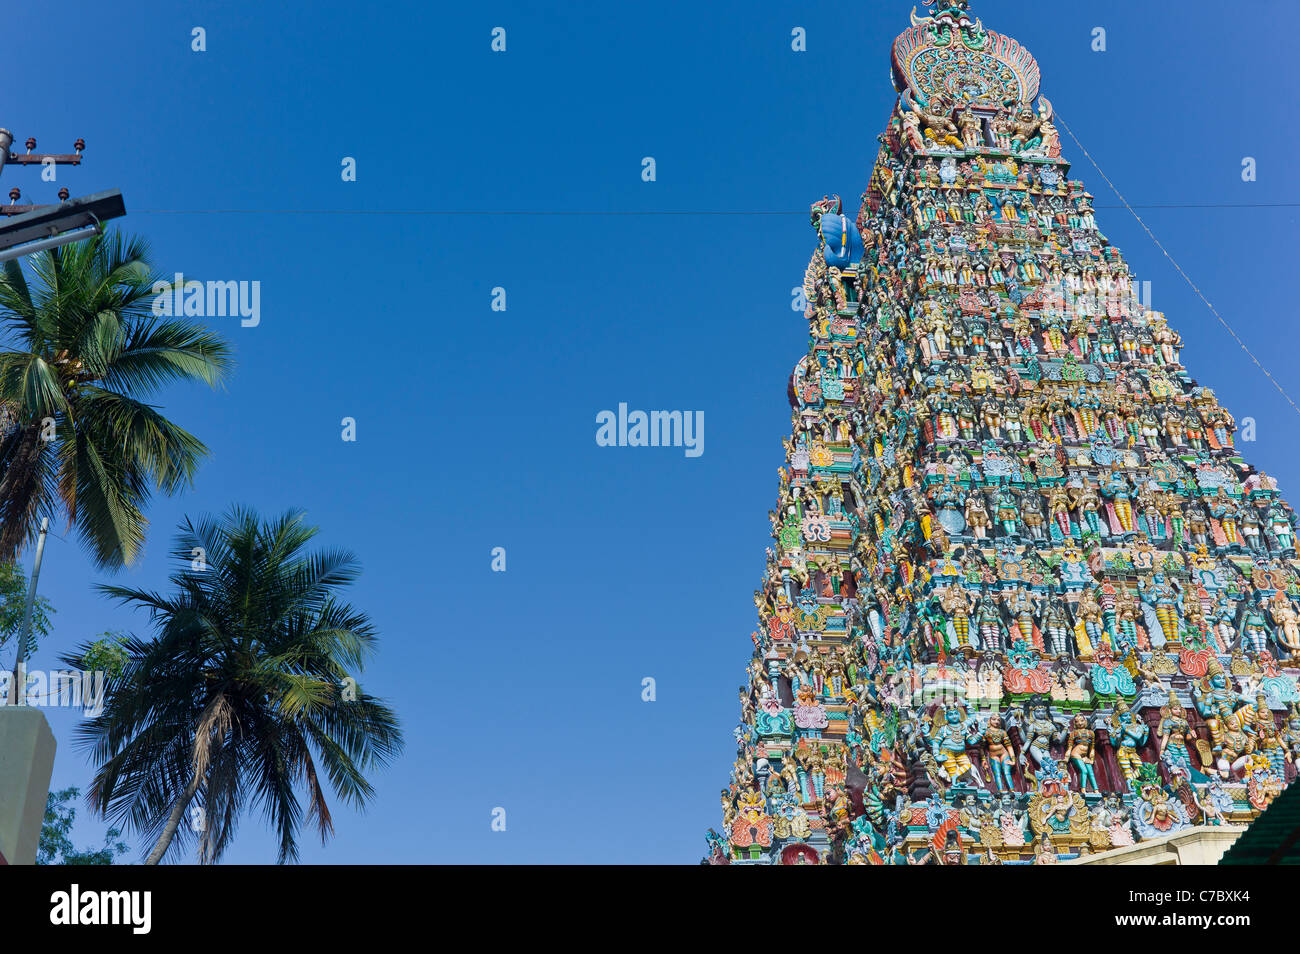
708;1;1300;865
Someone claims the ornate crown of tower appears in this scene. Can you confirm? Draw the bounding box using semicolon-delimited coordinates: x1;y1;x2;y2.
892;4;1040;106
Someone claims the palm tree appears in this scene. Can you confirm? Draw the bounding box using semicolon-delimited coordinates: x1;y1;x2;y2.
66;507;404;864
0;231;231;568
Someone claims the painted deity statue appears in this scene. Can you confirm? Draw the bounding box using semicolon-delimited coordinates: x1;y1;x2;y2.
1017;699;1067;785
979;712;1018;792
974;591;1006;653
1240;595;1272;656
929;705;982;786
1156;691;1199;778
1192;664;1255;778
1252;693;1287;778
1042;601;1073;657
1065;713;1099;793
1108;700;1150;787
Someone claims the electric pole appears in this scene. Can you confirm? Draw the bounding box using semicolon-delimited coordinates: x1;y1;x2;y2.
11;517;48;706
0;130;125;257
0;128;122;864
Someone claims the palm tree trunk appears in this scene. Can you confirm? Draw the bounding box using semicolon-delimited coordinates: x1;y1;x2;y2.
145;773;203;865
0;420;45;564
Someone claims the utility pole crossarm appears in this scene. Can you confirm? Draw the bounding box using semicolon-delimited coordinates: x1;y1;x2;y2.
0;136;85;174
0;189;126;252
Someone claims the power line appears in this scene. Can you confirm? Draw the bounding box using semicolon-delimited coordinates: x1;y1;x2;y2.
131;209;800;217
119;202;1300;216
1056;113;1300;421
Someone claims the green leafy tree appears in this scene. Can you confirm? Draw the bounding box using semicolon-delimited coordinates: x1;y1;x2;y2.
0;559;53;660
81;630;129;678
37;787;129;865
0;232;232;568
68;507;404;864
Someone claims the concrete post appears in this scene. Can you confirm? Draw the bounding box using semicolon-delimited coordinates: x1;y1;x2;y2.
0;706;57;864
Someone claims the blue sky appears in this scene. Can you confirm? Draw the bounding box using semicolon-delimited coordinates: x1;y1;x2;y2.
6;0;1299;863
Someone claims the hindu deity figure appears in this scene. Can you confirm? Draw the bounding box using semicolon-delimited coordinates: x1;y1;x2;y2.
1011;312;1036;356
1269;592;1300;655
1156;691;1199;778
1108;700;1150;787
928;705;982;787
730;788;774;849
1044;394;1069;441
994;486;1020;538
955;106;983;151
1028;758;1088;842
1042;601;1073;657
956;395;978;440
1100;794;1135;846
1112;584;1142;654
974;591;1006;652
1283;705;1300;766
1134;768;1189;838
1039;315;1065;356
965;491;991;540
1101;465;1135;536
1185;409;1206;450
1074;588;1105;658
1239;506;1266;555
1266;503;1295;554
1209;490;1242;551
1184;596;1212;647
1008;106;1044;153
979;712;1019;792
1135;481;1166;541
900;107;926;151
1240;594;1271;655
1016;698;1067;784
1090;640;1137;697
987;318;1007;360
1046;485;1074;539
1032;832;1058;865
1017;491;1046;544
980;396;1002;439
1209;406;1234;449
939;584;974;650
803;746;828;801
1142;572;1183;648
931;480;965;538
994;793;1027;846
1158;406;1185;446
999;586;1037;650
1095;324;1117;363
1186;501;1210;549
1153;319;1181;365
1193;778;1232;829
1252;693;1287;778
1116;322;1139;364
915;97;963;149
1075;389;1102;439
1070;482;1104;537
1065;713;1100;793
1192;663;1255;777
1211;600;1238;655
1246;753;1284;811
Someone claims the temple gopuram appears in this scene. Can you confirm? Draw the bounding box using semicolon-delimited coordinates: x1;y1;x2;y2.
707;1;1300;865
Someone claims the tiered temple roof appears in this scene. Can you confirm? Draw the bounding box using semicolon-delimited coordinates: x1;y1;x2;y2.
708;1;1300;865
